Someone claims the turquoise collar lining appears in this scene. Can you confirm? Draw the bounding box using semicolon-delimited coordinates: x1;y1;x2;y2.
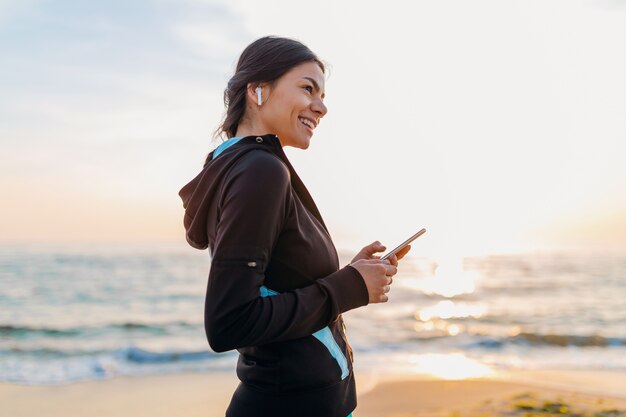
212;136;243;159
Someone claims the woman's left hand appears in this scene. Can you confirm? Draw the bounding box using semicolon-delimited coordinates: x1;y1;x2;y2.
351;241;412;267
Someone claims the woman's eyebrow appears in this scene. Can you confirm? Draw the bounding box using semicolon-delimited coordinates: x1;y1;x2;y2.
302;77;325;98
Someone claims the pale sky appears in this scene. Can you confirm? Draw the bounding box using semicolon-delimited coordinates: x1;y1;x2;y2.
1;0;625;257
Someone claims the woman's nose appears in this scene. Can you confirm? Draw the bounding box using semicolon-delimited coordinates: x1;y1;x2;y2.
312;98;327;118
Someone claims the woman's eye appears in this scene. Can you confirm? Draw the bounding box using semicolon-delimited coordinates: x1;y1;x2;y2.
304;85;313;93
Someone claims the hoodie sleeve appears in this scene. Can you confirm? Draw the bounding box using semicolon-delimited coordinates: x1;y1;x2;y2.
205;150;369;353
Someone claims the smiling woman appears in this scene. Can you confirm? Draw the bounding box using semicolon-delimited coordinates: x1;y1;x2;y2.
178;36;411;417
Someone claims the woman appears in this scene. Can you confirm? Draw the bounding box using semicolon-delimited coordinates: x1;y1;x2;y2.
179;36;410;417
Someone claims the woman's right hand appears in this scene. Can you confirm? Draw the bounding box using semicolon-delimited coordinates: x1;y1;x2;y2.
349;259;397;303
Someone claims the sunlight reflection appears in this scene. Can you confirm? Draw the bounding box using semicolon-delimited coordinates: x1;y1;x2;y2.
419;256;479;298
416;300;487;321
406;353;494;380
447;323;461;336
413;318;464;338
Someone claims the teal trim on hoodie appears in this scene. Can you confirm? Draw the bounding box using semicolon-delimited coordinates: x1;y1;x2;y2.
259;285;350;380
213;136;243;159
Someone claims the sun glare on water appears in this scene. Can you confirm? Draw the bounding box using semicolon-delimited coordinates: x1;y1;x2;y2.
417;300;486;321
421;255;479;298
407;353;495;380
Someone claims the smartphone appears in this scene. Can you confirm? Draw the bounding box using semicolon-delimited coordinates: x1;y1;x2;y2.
380;228;426;261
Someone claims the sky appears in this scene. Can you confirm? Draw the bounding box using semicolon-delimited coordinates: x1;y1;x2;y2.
1;0;625;257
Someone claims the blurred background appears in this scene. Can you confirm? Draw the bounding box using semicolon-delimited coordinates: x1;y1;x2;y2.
1;0;625;389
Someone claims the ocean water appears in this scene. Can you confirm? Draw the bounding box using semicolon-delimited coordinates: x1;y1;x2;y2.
1;243;625;385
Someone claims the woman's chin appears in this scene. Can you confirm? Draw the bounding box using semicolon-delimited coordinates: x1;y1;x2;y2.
284;135;312;149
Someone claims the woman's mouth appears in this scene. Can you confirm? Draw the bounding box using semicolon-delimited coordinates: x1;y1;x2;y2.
298;117;315;133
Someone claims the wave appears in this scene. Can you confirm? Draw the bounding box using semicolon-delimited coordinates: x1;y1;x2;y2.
0;321;201;337
118;347;213;363
0;324;82;337
0;345;231;385
466;332;626;348
0;347;108;357
1;345;218;364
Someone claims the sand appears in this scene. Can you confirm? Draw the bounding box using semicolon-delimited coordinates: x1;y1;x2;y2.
2;371;626;417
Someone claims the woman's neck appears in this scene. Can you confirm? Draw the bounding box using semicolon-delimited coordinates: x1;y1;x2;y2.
235;118;274;139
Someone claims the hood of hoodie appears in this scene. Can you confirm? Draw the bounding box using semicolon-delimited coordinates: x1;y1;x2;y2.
178;133;315;251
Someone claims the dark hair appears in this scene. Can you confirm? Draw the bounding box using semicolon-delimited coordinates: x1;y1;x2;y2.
206;36;326;163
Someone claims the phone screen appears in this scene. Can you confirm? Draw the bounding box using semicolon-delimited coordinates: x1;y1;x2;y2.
380;228;426;261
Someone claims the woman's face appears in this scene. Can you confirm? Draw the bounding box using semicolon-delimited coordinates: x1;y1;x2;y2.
257;61;327;149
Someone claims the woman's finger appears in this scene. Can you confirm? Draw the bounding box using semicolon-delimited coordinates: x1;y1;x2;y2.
353;241;382;262
364;241;385;255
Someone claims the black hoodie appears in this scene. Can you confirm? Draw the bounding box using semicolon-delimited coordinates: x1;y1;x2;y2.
178;134;369;417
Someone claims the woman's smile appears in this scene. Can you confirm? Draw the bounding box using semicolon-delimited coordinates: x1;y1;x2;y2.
298;116;316;134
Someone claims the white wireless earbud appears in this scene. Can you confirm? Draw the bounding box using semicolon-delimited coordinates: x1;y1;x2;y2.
256;86;262;106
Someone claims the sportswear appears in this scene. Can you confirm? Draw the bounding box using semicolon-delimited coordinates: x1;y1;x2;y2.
179;133;369;417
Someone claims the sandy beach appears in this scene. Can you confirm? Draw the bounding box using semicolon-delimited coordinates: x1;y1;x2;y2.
2;370;625;417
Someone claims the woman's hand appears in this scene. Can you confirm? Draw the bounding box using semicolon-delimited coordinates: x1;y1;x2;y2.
351;241;412;267
349;241;412;303
349;258;398;303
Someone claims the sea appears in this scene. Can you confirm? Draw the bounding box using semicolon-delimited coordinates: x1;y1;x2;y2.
1;243;625;386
